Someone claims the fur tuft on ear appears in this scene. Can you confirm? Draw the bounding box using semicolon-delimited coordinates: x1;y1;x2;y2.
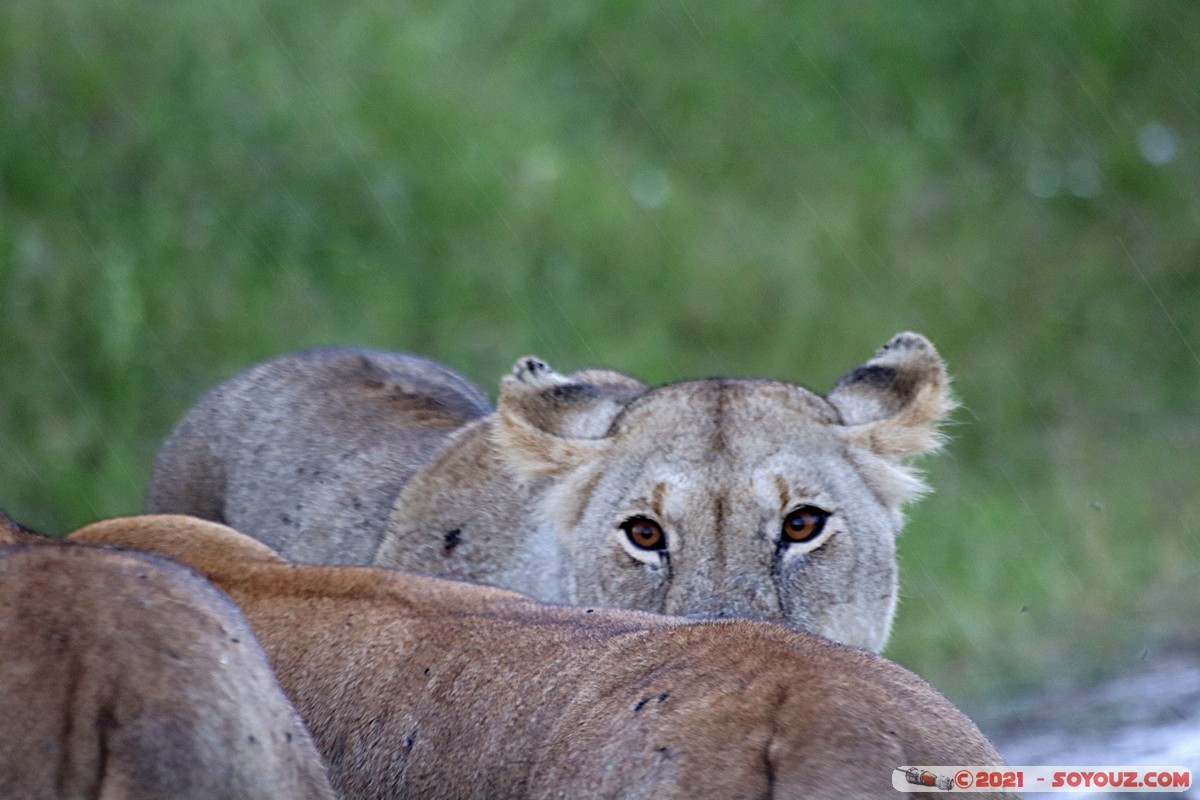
490;357;645;481
828;332;957;507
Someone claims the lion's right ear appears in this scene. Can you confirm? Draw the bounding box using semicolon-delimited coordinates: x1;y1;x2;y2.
826;333;955;509
491;357;646;480
827;332;955;458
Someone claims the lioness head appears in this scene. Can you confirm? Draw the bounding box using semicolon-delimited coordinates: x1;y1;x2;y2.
493;332;953;651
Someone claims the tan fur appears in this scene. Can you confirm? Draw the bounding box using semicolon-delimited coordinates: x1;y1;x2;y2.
70;515;1008;800
0;540;334;800
146;333;953;651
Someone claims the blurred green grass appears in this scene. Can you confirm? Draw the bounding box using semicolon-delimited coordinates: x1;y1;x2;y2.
2;0;1198;711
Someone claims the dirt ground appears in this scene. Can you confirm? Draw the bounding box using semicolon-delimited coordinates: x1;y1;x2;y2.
976;651;1200;798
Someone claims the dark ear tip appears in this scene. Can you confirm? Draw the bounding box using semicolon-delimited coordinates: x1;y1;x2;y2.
826;333;951;429
512;356;551;380
835;365;899;392
877;331;935;357
869;333;946;383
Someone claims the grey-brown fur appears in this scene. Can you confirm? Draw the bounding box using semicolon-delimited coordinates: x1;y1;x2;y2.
145;347;491;564
147;333;954;651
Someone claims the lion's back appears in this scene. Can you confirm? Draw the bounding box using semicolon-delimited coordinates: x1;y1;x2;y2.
145;347;492;564
0;542;334;800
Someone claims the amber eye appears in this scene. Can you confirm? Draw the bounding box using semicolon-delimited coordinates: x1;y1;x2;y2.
621;517;666;551
781;506;830;544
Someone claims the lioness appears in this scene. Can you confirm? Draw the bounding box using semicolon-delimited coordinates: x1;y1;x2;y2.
0;540;334;800
146;332;952;651
71;514;1009;800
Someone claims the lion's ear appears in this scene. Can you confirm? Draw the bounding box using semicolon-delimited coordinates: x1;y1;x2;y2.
828;332;955;461
491;357;646;480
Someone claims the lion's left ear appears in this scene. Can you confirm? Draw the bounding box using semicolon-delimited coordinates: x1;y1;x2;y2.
491;357;646;480
827;332;954;457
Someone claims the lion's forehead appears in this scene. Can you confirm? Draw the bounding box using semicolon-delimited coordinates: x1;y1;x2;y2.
597;450;862;522
584;381;882;525
610;405;848;467
614;378;838;431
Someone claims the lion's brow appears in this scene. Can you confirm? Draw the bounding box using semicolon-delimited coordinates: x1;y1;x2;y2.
650;482;667;518
772;475;820;510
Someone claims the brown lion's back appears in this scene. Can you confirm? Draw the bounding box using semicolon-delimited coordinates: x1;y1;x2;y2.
0;542;334;800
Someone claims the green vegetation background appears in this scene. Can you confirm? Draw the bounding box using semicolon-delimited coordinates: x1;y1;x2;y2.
2;1;1197;718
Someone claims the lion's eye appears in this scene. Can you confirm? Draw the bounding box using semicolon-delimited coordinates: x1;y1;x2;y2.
781;506;830;544
621;517;666;551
